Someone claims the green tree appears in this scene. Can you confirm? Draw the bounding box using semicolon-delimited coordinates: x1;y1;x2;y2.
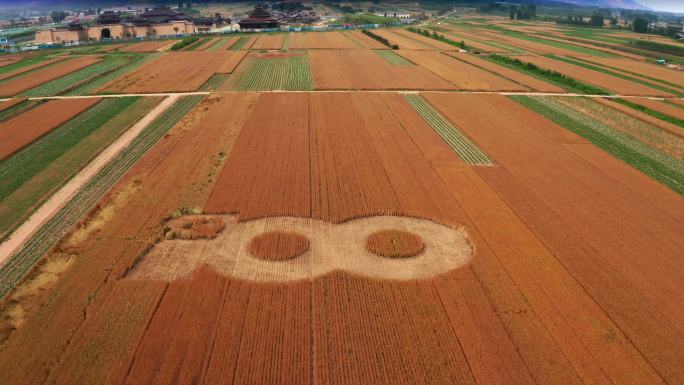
633;17;648;33
50;11;69;23
459;40;466;49
590;14;604;27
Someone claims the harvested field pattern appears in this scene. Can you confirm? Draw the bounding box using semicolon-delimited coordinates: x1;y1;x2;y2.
128;214;472;281
0;98;100;161
342;30;389;49
237;54;312;91
404;93;493;165
102;51;246;93
0;95;203;299
0;56;102;97
309;49;452;90
512;95;684;193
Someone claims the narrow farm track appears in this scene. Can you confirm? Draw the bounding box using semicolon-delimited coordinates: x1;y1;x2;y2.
0;96;204;298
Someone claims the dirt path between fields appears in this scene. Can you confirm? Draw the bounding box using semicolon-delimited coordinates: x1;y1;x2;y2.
0;90;681;103
0;95;178;265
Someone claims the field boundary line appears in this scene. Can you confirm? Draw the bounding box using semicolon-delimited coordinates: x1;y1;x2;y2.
0;90;681;103
0;95;178;265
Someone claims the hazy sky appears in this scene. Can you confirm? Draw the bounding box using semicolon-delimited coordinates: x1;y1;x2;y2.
638;0;684;13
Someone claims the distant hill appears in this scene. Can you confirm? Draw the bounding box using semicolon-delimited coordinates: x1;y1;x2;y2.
558;0;649;10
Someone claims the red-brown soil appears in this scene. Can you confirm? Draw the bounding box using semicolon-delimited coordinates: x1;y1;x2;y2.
342;30;388;49
630;98;684;121
102;51;246;93
372;29;439;50
247;231;310;261
366;229;425;258
520;55;671;96
447;52;565;93
252;34;285;50
194;37;222;51
0;56;100;97
595;97;683;138
119;40;178;53
397;50;528;91
0;98;25;112
309;50;453;90
288;31;357;49
0;98;100;160
0;57;66;81
1;91;682;385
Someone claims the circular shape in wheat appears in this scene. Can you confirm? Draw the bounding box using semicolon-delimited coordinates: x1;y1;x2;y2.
366;229;425;258
247;231;310;261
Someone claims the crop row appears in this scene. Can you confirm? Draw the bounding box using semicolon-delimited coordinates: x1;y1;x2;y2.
512;95;684;194
0;100;40;123
67;53;161;95
238;56;312;91
374;50;411;65
0;95;204;299
403;94;493;165
20;56;132;97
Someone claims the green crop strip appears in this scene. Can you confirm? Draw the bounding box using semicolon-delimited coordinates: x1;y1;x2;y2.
0;95;203;299
229;36;251;50
613;98;684;128
486;54;610;95
375;50;411;65
238;55;312;91
69;53;160;95
200;74;230;91
511;95;684;194
0;54;54;76
20;55;132;97
0;100;40;123
0;97;154;241
546;55;683;97
403;94;493;165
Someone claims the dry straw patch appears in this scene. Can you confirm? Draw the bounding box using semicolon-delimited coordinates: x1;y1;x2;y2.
126;214;472;282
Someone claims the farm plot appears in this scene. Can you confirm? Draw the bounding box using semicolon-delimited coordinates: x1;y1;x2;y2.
288;31;357;49
20;55;133;97
0;98;100;160
425;92;684;385
119;40;178;53
1;92;682;385
628;98;684;121
229;36;255;50
577;57;684;91
446;52;565;93
372;28;439;50
403;94;493;165
517;55;671;96
207;36;239;51
0;56;66;81
341;30;388;49
554;96;683;159
375;50;411;65
65;53;161;95
0;95;202;299
0;97;159;241
394;28;459;51
595;98;683;137
237;53;312;91
0;100;40;122
397;50;527;91
194;37;222;51
0;98;25;113
252;34;285;50
309;49;452;90
102;51;247;93
512;95;684;193
0;56;102;97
